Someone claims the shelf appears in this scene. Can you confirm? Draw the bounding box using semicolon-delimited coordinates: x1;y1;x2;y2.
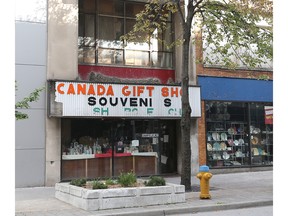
251;144;271;147
206;120;273;168
253;155;273;157
208;150;231;152
207;121;247;124
62;154;94;160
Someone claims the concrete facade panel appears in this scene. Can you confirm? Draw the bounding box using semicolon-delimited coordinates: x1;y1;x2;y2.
15;64;46;109
15;21;47;66
15;109;45;149
15;148;45;187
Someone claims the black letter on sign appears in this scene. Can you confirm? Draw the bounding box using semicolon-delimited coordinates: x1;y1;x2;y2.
164;98;171;107
99;97;107;106
88;97;96;106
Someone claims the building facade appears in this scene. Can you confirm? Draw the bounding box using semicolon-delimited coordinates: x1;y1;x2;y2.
196;33;273;172
15;0;47;187
15;0;272;187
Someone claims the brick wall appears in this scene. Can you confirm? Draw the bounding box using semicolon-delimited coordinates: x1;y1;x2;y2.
198;101;207;165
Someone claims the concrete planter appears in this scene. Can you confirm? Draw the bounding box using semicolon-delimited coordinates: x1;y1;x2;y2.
55;181;185;211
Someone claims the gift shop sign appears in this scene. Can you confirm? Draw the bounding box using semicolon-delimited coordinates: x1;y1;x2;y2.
53;81;201;118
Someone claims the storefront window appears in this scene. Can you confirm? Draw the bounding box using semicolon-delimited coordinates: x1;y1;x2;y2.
205;101;273;168
249;103;273;166
61;119;177;181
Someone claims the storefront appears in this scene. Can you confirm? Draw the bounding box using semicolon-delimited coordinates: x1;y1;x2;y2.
205;101;273;167
48;80;201;181
198;76;273;169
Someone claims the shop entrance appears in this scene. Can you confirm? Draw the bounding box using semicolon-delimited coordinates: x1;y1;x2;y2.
133;120;177;175
61;118;177;181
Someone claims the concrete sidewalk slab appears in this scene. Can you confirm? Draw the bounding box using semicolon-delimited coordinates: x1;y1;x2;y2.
15;170;273;216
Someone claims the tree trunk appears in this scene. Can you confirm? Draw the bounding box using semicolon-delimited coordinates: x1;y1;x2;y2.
180;21;192;191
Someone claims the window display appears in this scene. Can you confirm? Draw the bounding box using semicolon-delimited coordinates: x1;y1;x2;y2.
206;121;250;167
249;103;273;165
61;119;177;181
205;101;273;168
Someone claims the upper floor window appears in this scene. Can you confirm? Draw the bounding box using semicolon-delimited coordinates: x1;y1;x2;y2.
202;23;273;71
78;0;173;69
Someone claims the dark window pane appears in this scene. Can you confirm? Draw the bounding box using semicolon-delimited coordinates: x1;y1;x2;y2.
126;3;144;18
163;23;173;51
79;14;84;37
85;15;95;37
79;0;96;13
99;0;124;16
99;17;124;41
125;18;135;34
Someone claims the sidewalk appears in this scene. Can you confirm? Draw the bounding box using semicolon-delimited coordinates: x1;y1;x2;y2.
15;170;273;216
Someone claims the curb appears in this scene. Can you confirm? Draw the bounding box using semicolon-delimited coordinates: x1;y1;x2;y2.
165;200;273;215
90;200;273;216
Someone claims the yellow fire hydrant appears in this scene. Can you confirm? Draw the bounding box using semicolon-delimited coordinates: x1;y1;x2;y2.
196;165;213;199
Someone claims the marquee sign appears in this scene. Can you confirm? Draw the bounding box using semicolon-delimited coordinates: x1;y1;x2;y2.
50;81;201;118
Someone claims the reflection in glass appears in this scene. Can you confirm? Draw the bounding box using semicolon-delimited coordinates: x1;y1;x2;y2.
78;0;173;68
152;52;172;68
125;50;149;66
83;47;96;64
98;48;123;65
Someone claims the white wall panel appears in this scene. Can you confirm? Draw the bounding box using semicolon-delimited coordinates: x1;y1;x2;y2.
15;109;46;150
15;22;47;66
15;149;45;187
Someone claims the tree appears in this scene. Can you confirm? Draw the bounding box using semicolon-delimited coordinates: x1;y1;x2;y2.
121;0;273;191
15;82;45;120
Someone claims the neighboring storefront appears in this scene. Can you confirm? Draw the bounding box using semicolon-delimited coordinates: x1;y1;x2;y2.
48;80;201;180
198;76;273;169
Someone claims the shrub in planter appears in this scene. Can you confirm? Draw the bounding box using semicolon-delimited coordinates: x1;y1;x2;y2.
105;178;117;186
144;176;166;186
92;180;108;189
70;178;87;187
118;171;137;187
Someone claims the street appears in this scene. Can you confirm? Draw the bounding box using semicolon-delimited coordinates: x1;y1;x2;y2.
169;206;273;216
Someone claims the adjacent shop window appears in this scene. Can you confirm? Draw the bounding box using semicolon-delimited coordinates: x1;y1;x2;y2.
78;0;173;68
205;101;273;168
249;103;273;166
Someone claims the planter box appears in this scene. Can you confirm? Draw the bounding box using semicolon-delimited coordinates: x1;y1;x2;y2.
55;181;185;211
